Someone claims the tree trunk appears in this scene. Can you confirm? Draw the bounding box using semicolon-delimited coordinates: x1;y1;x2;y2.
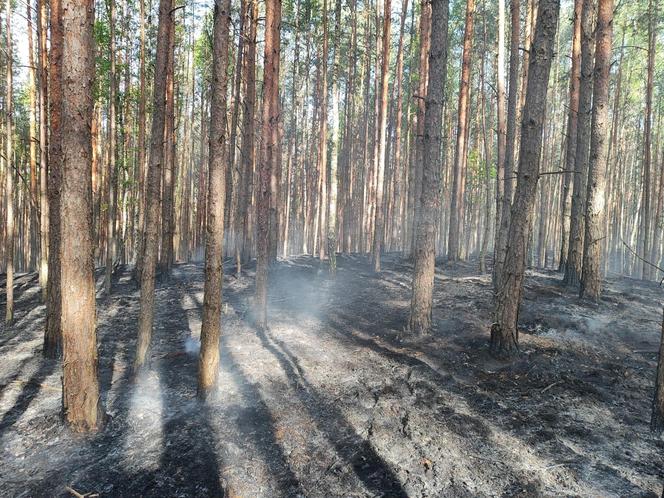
564;0;595;287
37;0;49;300
60;0;101;432
328;0;342;275
44;0;63;358
408;0;431;257
135;0;147;281
160;15;177;276
409;0;449;334
641;0;656;280
198;0;231;400
4;0;14;324
447;0;474;261
580;0;612;300
493;0;519;289
491;0;560;357
371;0;392;272
559;0;582;271
135;0;172;373
27;0;39;273
238;0;258;272
104;0;118;296
495;0;506;261
255;0;281;330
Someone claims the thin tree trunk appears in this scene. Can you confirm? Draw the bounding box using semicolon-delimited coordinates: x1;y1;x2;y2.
447;0;474;261
104;0;118;296
559;0;583;271
493;0;519;289
328;0;342;275
371;0;392;272
641;0;656;280
135;0;172;373
564;0;595;287
44;0;63;358
4;0;14;324
255;0;281;329
491;0;560;357
37;0;49;300
135;0;147;281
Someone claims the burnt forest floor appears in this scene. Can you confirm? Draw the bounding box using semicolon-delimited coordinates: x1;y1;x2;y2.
0;253;663;497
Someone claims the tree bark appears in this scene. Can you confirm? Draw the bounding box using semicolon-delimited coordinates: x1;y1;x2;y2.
238;0;258;272
328;0;342;275
564;0;595;287
198;0;231;400
60;0;101;432
580;0;612;300
4;0;13;324
559;0;583;271
255;0;281;330
447;0;474;261
371;0;392;272
135;0;172;373
491;0;560;357
44;0;63;358
493;0;519;289
37;0;49;300
409;0;449;334
104;0;118;296
408;0;431;257
641;0;656;280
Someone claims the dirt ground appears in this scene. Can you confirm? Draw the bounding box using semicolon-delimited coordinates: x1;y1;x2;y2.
0;253;663;497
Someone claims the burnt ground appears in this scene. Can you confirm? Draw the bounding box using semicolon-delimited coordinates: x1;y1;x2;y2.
0;253;663;497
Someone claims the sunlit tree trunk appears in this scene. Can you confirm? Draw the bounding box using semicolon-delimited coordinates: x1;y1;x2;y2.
198;0;231;399
27;0;39;272
328;0;342;275
371;0;391;272
60;0;101;432
37;0;49;300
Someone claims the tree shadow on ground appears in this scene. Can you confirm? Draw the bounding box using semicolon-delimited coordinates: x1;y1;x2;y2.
252;321;408;497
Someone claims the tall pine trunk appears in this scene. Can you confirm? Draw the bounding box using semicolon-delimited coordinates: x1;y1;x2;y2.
409;0;449;334
198;0;231;399
255;0;281;329
491;0;560;357
447;0;474;261
135;0;173;373
60;0;101;432
580;0;612;300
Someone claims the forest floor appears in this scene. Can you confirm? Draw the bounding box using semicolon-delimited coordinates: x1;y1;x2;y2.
0;253;663;497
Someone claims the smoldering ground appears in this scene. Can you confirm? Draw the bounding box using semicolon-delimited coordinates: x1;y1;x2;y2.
0;254;663;497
